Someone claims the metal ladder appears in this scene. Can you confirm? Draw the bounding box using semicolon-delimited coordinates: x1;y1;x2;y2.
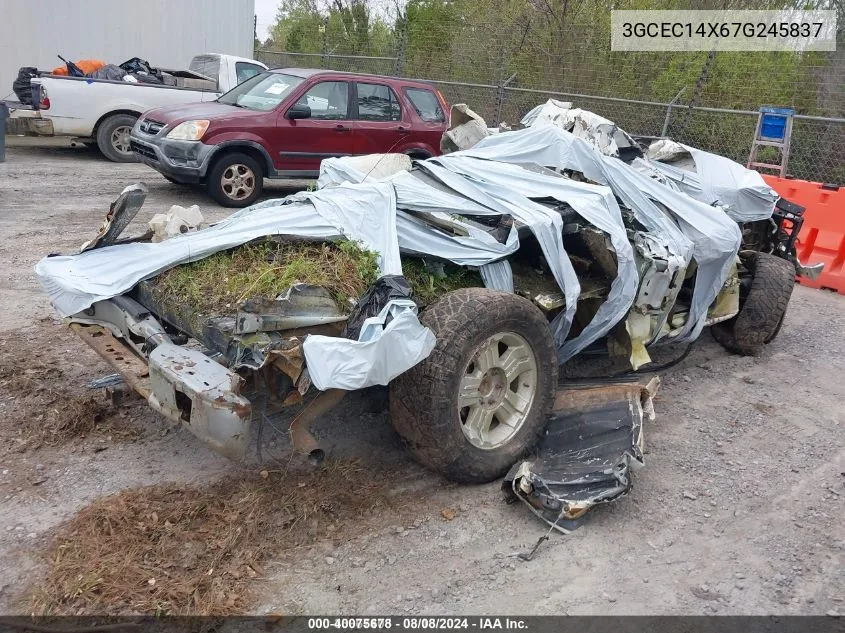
747;106;794;177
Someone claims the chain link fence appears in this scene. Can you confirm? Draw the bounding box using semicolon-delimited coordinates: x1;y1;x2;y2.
256;2;845;183
255;50;399;75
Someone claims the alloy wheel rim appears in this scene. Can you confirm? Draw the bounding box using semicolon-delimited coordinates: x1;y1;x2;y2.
457;331;538;450
221;164;256;200
111;126;132;155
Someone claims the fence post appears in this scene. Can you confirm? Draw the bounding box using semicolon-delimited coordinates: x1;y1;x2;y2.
495;74;517;127
321;16;329;68
661;87;686;137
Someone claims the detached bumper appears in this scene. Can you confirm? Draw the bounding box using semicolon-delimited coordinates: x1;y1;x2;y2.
130;131;215;184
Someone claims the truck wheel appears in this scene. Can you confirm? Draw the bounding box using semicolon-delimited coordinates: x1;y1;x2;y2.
389;288;557;484
207;152;263;208
96;114;138;163
711;252;795;355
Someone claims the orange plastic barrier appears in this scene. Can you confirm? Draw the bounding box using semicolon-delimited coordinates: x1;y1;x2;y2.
763;175;845;295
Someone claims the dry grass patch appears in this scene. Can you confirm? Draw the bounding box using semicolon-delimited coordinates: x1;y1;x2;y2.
31;461;413;615
0;332;137;452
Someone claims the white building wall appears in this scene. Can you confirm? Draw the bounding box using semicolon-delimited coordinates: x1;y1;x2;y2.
0;0;255;100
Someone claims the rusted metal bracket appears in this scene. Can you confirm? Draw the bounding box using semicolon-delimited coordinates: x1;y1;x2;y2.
70;323;150;398
289;388;347;466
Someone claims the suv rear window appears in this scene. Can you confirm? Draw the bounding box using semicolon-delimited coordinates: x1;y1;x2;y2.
356;83;401;121
404;88;445;123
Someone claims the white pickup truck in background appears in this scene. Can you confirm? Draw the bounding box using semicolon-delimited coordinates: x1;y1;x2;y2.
7;53;267;162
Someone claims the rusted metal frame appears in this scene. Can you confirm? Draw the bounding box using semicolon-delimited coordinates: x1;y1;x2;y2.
70;323;151;398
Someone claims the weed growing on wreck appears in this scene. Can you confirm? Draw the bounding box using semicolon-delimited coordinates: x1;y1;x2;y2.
402;258;484;305
151;238;380;316
30;461;414;616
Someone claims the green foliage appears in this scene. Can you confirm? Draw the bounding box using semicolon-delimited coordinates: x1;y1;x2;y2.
402;258;484;305
269;0;395;56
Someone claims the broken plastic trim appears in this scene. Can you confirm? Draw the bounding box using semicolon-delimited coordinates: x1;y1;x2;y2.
504;377;659;533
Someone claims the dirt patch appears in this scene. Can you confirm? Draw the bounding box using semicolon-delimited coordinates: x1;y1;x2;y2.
30;460;419;616
0;327;142;454
151;238;379;317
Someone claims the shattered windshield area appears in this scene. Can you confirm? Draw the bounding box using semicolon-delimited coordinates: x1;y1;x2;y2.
217;72;304;111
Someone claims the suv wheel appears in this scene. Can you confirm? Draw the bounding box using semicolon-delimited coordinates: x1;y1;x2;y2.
389;288;557;483
96;114;138;163
207;152;263;207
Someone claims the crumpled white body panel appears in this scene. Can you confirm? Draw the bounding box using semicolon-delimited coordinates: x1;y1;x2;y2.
643;140;778;222
303;300;436;391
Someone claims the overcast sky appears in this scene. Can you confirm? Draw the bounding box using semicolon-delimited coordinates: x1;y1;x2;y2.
254;0;279;41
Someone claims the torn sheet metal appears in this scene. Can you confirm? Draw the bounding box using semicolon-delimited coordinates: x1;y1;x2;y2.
642;139;778;222
317;153;412;189
464;126;740;344
234;284;347;335
303;299;436;391
521;99;640;159
503;377;659;533
422;154;639;361
80;183;148;251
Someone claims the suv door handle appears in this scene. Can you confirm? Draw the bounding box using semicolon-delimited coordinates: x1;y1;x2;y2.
334;124;352;132
394;125;409;133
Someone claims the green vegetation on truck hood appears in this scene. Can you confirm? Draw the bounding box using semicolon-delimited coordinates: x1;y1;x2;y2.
151;238;380;316
403;258;484;305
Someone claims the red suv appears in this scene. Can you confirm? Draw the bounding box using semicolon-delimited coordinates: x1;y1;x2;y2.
130;69;450;207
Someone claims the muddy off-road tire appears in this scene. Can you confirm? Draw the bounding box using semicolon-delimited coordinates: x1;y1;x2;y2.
389;288;557;484
711;252;795;355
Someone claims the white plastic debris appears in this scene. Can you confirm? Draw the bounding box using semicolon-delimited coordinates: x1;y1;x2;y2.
303;299;436;390
148;204;205;242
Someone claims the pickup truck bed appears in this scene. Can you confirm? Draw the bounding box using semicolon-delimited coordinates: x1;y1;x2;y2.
7;53;266;162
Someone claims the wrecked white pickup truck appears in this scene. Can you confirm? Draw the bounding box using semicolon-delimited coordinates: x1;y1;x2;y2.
35;103;821;488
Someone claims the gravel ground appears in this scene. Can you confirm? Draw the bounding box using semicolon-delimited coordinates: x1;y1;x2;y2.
0;140;843;615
